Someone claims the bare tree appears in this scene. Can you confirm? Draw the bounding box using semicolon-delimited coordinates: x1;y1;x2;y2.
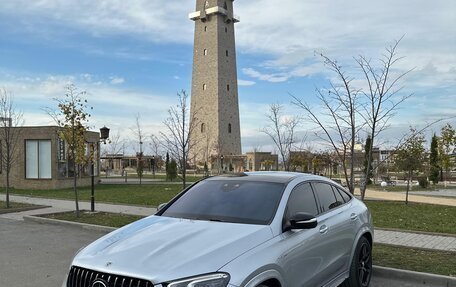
160;90;199;189
358;38;414;200
0;89;24;208
131;113;145;184
261;103;300;171
292;53;361;194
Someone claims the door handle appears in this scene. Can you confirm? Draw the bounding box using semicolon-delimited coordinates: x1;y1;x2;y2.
350;213;358;220
319;225;329;234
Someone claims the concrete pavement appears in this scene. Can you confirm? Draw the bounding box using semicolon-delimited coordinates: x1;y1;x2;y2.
356;189;456;207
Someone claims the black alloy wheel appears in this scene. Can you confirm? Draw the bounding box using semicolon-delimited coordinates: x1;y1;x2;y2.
357;240;372;287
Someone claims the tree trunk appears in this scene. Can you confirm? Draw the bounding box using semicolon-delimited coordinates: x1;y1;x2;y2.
405;170;411;205
5;170;10;208
73;159;80;217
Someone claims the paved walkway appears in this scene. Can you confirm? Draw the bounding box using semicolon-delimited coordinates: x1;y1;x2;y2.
356;189;456;207
2;195;455;253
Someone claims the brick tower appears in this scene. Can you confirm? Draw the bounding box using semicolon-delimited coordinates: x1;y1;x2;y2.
189;0;242;166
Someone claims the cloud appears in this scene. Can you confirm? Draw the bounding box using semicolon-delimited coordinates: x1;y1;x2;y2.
238;79;256;86
110;77;125;85
243;68;289;83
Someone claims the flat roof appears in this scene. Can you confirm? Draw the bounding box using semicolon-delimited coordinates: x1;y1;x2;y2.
206;171;322;184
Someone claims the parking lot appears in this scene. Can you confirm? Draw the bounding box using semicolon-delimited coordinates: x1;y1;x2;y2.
0;218;450;287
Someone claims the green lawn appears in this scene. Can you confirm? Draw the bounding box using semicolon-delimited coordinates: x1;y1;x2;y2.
365;200;456;234
40;211;144;228
374;244;456;277
6;184;183;207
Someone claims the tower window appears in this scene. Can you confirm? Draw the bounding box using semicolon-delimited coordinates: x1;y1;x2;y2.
203;84;207;90
204;26;207;32
225;27;228;33
226;50;229;57
204;49;208;56
227;84;230;91
201;123;206;133
224;2;228;10
228;123;232;133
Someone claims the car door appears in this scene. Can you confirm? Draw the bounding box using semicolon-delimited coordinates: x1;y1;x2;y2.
311;182;354;285
280;182;323;287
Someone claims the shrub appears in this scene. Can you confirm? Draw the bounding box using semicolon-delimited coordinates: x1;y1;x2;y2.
418;177;429;188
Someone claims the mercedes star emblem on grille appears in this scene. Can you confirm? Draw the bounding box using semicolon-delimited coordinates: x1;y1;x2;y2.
91;279;108;287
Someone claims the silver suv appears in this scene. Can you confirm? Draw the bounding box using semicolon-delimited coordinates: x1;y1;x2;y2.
64;172;373;287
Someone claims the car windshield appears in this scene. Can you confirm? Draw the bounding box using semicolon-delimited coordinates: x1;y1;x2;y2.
161;180;286;225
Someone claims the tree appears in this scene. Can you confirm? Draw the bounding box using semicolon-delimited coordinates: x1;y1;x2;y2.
132;113;144;185
394;128;426;204
0;89;24;208
357;37;413;200
363;135;373;185
429;133;440;185
439;124;455;185
160;90;199;189
261;103;299;171
48;84;91;217
168;159;178;181
292;53;361;194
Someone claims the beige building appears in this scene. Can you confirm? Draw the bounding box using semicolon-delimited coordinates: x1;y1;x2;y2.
246;152;279;171
189;0;242;166
0;126;100;190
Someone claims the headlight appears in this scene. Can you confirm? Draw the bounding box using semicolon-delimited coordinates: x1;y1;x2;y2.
167;273;230;287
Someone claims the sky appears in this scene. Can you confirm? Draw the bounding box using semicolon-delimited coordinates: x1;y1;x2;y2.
0;0;455;154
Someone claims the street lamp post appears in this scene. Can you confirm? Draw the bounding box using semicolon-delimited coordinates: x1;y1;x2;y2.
91;126;110;212
152;155;155;178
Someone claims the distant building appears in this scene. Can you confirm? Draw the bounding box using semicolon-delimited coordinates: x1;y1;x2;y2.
0;126;100;190
189;0;242;168
245;152;279;172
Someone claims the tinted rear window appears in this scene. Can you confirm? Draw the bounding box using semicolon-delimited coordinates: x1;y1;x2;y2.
161;180;285;225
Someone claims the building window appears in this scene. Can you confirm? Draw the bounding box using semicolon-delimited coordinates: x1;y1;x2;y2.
228;123;232;133
227;84;230;91
225;27;228;33
203;84;207;90
204;26;207;32
226;50;229;57
26;139;52;179
201;123;206;133
204;49;208;56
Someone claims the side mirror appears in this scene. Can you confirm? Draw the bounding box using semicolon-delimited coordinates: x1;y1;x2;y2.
157;203;168;212
289;212;318;230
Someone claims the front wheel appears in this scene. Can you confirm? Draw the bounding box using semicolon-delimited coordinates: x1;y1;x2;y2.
342;236;372;287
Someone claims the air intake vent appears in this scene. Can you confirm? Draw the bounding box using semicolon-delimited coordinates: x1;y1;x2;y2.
67;266;153;287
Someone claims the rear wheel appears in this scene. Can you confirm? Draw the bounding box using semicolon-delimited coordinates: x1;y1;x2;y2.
342;236;372;287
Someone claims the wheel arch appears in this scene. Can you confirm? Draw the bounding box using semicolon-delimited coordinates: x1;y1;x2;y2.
243;269;285;287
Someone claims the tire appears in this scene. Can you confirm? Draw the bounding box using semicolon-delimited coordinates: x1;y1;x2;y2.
342;236;372;287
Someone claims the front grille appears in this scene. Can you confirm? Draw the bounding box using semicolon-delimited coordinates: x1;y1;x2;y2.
67;266;153;287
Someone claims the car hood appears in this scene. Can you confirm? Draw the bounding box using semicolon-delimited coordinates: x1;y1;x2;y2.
72;215;273;284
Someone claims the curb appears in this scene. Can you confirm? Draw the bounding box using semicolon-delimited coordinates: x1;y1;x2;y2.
374;266;456;286
23;215;116;233
375;227;456;238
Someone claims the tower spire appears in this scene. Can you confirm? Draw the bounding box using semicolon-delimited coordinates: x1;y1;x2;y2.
189;0;242;166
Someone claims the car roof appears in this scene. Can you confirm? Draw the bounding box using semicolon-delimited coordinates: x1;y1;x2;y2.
205;171;329;184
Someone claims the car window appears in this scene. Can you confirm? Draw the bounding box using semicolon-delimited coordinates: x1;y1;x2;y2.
312;182;341;212
161;180;285;225
337;188;352;202
286;183;319;217
332;186;345;203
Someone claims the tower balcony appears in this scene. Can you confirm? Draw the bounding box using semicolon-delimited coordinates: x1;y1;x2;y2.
189;6;240;23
